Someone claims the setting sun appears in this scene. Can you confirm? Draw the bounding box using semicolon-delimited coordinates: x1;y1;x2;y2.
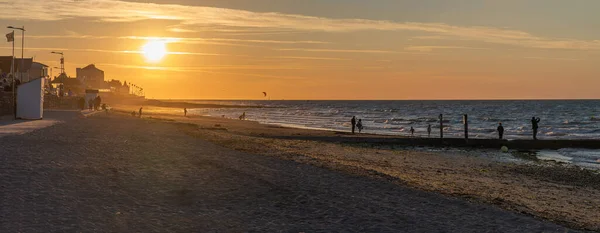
141;40;167;62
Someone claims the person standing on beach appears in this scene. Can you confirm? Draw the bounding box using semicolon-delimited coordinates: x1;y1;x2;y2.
410;127;415;137
357;119;363;133
351;116;357;134
531;117;541;140
497;123;505;139
139;107;143;118
427;124;432;137
184;108;187;117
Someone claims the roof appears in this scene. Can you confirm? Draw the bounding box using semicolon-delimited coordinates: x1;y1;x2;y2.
0;56;33;73
52;73;81;85
79;64;103;72
31;62;48;68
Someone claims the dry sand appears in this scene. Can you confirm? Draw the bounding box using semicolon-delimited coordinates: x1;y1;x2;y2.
120;106;600;231
0;111;579;232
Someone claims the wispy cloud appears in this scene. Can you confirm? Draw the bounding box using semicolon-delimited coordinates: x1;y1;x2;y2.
28;34;329;47
404;46;489;52
271;56;350;61
277;48;399;54
0;46;240;57
524;56;581;61
2;0;600;50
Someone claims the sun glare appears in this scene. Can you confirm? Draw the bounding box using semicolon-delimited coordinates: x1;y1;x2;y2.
142;40;167;62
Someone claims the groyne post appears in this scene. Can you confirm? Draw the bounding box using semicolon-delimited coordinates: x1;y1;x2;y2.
463;114;469;142
439;114;444;140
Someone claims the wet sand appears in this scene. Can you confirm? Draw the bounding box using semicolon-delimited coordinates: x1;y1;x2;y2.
113;106;600;231
0;111;583;232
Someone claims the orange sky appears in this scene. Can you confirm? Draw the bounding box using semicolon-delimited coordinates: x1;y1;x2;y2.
1;0;600;100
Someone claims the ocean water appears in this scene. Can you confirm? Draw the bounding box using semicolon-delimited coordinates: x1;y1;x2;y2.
189;100;600;139
185;100;600;169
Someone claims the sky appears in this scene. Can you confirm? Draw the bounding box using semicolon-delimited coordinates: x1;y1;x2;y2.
1;0;600;100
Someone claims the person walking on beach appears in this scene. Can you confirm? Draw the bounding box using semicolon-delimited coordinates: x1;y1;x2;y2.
184;108;187;117
531;117;541;140
357;119;363;133
139;107;143;118
497;123;504;139
410;127;415;137
351;116;357;134
427;124;432;137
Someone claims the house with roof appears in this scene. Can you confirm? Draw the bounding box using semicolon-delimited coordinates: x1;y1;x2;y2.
0;56;47;90
76;64;105;89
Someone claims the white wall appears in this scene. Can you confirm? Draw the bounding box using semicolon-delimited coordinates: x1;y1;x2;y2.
16;78;43;119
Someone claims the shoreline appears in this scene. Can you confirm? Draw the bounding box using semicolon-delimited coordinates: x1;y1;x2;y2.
111;105;600;230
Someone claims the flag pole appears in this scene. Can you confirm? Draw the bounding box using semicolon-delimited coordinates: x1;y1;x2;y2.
11;30;16;120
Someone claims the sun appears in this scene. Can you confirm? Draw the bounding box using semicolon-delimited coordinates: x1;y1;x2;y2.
141;40;167;62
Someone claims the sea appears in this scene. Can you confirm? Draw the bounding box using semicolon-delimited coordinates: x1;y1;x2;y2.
183;100;600;169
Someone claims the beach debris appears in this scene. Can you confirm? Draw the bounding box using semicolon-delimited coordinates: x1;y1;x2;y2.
501;146;509;153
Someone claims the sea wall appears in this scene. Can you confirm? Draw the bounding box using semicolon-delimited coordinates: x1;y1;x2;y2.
0;92;14;116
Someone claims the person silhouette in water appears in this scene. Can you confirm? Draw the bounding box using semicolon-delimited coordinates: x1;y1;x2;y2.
497;122;504;139
410;127;415;137
531;117;541;140
351;116;357;134
427;124;432;137
184;108;187;117
357;119;363;133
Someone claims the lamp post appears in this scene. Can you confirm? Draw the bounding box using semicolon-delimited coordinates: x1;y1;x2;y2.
7;26;24;120
51;51;64;74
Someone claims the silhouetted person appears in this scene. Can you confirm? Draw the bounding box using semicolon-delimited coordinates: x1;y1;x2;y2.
139;107;143;118
239;112;246;120
531;117;541;140
497;123;504;139
184;108;187;117
410;127;415;137
427;124;432;137
351;116;356;134
357;119;363;133
94;96;102;110
78;97;85;110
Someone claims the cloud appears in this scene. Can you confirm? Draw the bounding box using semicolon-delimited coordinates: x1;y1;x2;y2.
277;48;399;54
28;34;329;47
404;46;489;52
523;56;581;61
1;0;600;50
271;56;350;61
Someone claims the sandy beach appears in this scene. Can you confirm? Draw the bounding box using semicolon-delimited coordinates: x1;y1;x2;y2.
116;105;600;231
0;109;590;232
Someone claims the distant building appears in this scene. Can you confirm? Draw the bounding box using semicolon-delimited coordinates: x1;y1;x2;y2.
76;64;105;89
52;73;83;96
28;62;49;83
0;56;33;83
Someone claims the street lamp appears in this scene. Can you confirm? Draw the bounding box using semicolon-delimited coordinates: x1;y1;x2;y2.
7;26;24;120
51;51;64;75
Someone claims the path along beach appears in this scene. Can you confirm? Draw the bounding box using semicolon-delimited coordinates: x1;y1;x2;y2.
0;108;598;232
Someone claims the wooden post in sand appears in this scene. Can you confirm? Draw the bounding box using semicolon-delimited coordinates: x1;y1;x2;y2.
463;114;469;142
439;114;444;139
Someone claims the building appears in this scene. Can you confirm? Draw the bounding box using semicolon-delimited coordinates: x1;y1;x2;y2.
28;62;48;83
76;64;105;89
52;73;83;96
0;56;33;82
